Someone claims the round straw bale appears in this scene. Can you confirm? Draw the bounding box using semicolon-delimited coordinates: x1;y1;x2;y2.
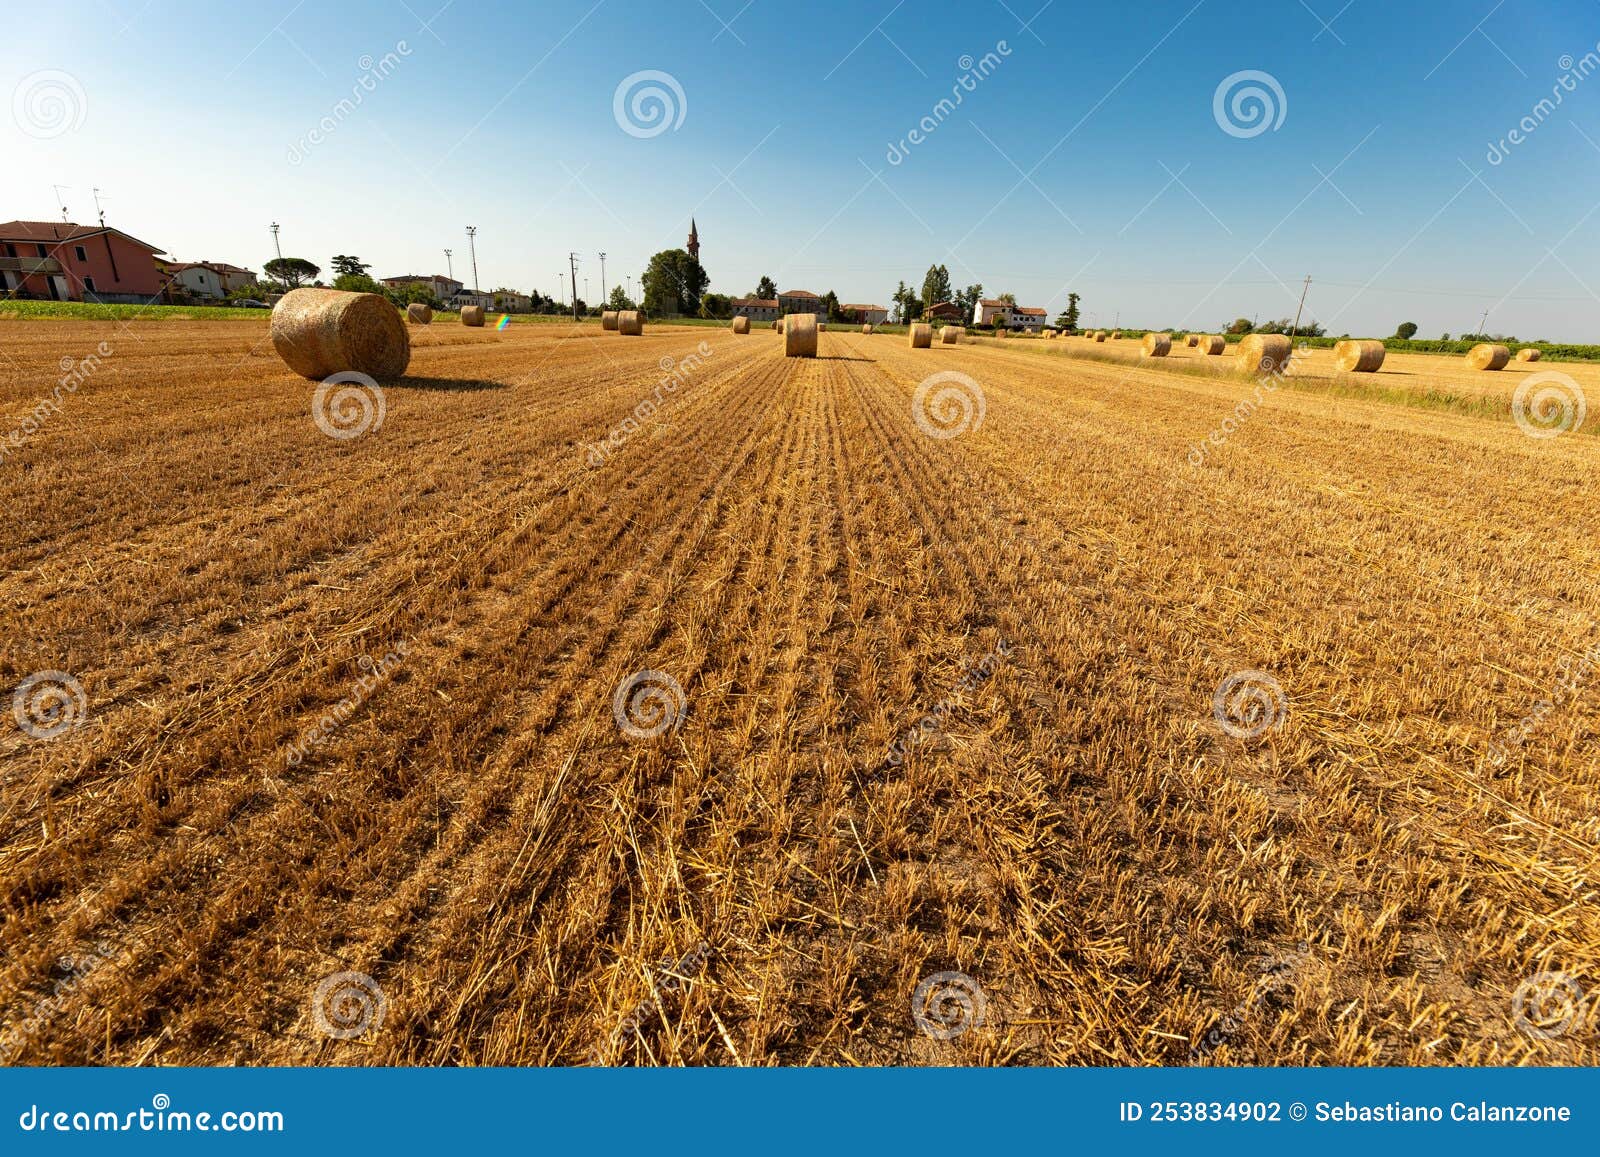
1334;339;1385;373
818;322;827;331
1142;332;1172;358
909;323;933;348
941;326;964;344
1236;333;1294;375
269;288;410;381
601;310;619;331
784;312;818;357
732;315;750;334
1094;331;1107;342
616;310;644;336
1198;335;1225;355
1467;343;1510;371
1186;334;1200;347
1110;330;1121;340
861;323;873;333
1516;347;1541;362
406;303;433;325
460;305;485;327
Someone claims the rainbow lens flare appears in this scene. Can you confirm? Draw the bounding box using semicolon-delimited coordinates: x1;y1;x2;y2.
496;314;511;331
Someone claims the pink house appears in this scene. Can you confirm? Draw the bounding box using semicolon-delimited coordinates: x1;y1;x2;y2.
0;220;167;303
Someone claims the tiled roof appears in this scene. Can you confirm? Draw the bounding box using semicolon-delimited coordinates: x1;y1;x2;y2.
0;220;164;254
1014;306;1047;316
779;289;818;298
732;298;779;308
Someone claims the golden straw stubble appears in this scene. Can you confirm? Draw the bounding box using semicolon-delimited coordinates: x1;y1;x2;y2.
1466;343;1510;371
1334;339;1385;372
784;312;818;357
269;288;411;381
1235;333;1294;375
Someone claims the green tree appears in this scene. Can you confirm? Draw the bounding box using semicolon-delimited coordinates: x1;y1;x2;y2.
641;249;709;316
332;272;383;295
821;290;842;322
956;284;984;318
264;257;320;288
1226;317;1254;335
920;264;952;310
386;282;441;309
1394;321;1419;339
755;275;777;299
330;255;370;278
699;292;733;319
607;285;636;311
997;291;1016;306
1056;292;1081;332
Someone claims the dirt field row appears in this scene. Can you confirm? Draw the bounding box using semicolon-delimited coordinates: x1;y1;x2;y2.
1;318;1596;1065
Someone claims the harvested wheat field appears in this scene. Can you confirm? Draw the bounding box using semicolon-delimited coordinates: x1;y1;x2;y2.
2;318;1598;1067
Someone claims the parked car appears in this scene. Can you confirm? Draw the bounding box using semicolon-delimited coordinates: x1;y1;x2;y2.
231;299;269;309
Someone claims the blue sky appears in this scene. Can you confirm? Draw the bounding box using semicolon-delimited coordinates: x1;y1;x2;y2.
8;0;1600;337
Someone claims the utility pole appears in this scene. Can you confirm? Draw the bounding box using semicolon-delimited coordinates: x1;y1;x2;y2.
557;271;565;306
443;248;453;282
598;251;607;307
465;226;479;293
270;222;282;260
1475;307;1489;338
569;252;580;321
1289;274;1312;340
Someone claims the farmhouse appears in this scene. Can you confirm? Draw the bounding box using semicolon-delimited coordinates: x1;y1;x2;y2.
731;297;780;322
841;303;889;326
382;273;463;301
925;300;966;323
0;219;166;303
1013;306;1047;332
161;260;257;300
778;289;825;320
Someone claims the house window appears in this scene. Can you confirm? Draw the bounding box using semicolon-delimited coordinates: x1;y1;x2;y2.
74;245;88;262
3;244;14;258
83;277;97;294
36;244;48;258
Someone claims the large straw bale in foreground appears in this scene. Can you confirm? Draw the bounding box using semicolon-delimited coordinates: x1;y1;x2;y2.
270;288;410;381
460;305;485;327
1142;333;1172;357
784;312;818;357
1236;333;1293;375
617;310;644;336
908;323;932;348
1334;339;1385;372
1467;343;1510;371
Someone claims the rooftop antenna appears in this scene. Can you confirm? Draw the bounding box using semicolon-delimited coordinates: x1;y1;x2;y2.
52;185;71;221
92;186;108;226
